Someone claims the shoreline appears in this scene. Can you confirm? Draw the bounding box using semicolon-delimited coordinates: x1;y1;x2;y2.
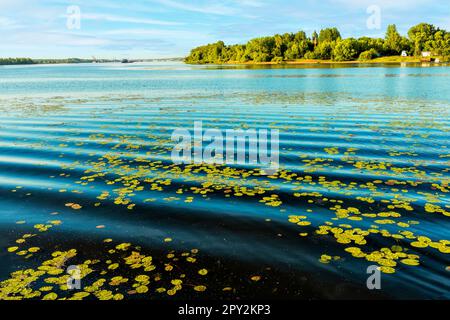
189;57;448;66
2;59;448;68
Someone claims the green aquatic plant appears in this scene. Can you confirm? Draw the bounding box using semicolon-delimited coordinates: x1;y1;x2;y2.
1;226;212;300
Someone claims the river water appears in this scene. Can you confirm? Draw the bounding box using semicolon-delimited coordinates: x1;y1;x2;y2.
0;62;449;300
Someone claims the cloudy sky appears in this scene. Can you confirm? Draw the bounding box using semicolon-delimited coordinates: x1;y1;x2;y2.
0;0;449;59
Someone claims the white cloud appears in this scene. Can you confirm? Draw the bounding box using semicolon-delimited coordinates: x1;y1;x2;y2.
0;17;16;28
50;33;111;46
0;0;31;10
331;0;434;9
154;0;237;15
2;30;111;47
81;13;183;26
235;0;266;7
103;28;211;40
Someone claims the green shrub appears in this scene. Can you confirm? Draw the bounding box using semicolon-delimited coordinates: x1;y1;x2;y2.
304;51;317;59
271;56;284;63
332;39;359;61
359;49;378;61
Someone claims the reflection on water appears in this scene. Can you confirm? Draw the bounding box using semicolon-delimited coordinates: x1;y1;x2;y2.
0;63;449;300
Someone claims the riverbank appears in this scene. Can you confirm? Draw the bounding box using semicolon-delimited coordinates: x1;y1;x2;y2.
191;56;447;66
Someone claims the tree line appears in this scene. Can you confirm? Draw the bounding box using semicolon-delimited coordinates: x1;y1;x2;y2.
185;23;450;64
0;58;35;65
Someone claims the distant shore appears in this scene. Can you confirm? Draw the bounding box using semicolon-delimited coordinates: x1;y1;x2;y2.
0;57;184;66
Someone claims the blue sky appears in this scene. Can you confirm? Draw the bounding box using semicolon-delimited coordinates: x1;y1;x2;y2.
0;0;449;59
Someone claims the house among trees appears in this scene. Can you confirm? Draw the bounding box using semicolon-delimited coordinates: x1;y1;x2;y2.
421;51;434;62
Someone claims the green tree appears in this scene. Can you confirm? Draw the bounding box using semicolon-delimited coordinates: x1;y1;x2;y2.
359;48;378;61
357;37;384;54
245;37;275;62
312;31;319;48
283;31;310;60
408;23;436;55
304;51;317;59
332;38;359;61
319;27;341;43
272;34;286;59
430;30;450;56
0;58;35;65
314;41;335;59
284;40;309;59
384;24;403;54
184;41;228;64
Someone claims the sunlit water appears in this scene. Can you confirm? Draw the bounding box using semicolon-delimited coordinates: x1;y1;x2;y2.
0;62;449;300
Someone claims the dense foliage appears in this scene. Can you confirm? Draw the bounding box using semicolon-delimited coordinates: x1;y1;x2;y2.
0;58;35;65
185;23;450;64
33;58;91;64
